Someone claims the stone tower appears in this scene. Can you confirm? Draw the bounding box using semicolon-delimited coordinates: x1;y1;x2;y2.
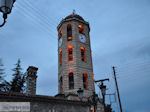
26;66;38;95
57;12;95;98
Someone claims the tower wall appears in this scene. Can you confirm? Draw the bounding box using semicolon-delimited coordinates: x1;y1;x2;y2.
57;14;95;98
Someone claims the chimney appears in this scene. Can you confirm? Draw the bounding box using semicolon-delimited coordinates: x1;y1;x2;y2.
26;66;38;95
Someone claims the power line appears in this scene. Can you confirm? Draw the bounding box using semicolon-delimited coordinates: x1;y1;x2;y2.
15;5;50;31
14;0;56;39
23;0;58;26
20;0;58;30
17;4;53;33
15;3;57;41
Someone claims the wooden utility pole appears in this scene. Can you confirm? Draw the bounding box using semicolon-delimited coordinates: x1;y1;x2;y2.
112;66;123;112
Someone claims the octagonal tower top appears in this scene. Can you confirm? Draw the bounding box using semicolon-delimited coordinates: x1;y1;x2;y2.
57;11;90;31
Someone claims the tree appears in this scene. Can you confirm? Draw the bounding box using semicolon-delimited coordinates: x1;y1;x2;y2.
10;59;25;93
0;58;7;92
0;58;5;83
1;80;11;92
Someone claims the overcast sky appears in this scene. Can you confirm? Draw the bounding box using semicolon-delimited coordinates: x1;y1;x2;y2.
0;0;150;112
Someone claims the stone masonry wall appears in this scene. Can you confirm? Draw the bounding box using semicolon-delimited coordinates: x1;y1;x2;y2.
57;18;95;98
0;92;90;112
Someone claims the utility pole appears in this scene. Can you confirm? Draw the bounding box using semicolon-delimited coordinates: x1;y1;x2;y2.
112;66;123;112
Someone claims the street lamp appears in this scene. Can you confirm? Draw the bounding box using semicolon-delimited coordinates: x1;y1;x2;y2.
77;88;84;101
95;78;109;112
99;83;107;112
0;0;16;27
100;84;106;105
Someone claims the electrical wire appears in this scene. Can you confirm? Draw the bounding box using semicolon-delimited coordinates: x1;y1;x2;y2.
14;0;59;41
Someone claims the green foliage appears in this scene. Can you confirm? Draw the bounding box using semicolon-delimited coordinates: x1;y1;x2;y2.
0;58;7;92
0;58;5;83
10;59;25;93
0;80;11;92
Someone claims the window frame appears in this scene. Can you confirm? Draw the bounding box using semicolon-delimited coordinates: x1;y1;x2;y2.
59;49;62;65
68;45;73;61
83;73;88;90
59;76;63;92
69;72;74;90
80;47;86;62
67;24;73;41
78;24;84;34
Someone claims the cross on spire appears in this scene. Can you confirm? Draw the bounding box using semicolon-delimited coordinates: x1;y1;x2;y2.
72;10;76;15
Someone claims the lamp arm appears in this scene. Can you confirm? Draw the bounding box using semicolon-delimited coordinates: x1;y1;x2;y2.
0;14;7;27
0;18;6;27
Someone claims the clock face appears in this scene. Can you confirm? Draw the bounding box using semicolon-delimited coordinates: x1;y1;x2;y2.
59;38;62;47
79;34;86;43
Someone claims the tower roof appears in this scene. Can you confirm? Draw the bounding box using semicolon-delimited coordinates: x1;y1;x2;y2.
57;11;89;30
64;12;85;21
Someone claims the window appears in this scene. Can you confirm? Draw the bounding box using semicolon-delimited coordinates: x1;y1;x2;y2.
78;24;84;34
59;76;63;92
58;31;62;39
69;72;74;89
83;73;88;89
67;24;72;41
68;45;73;61
80;47;86;62
59;49;62;65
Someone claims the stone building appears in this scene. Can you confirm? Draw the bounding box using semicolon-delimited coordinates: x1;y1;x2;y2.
0;12;107;112
57;11;95;98
0;92;91;112
26;66;38;95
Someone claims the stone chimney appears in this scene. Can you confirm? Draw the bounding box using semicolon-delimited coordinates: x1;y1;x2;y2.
26;66;38;95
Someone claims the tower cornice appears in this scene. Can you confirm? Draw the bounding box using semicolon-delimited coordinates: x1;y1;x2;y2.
57;17;90;32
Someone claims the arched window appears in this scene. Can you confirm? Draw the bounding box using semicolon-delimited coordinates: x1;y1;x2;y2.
59;49;62;65
80;47;86;62
59;76;63;92
83;73;88;89
68;45;73;61
69;72;74;89
78;24;84;34
67;24;72;41
58;30;62;39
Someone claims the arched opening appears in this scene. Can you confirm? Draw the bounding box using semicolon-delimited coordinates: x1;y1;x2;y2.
83;73;88;89
59;76;63;92
67;24;72;41
68;45;73;61
59;49;62;65
80;47;86;62
69;72;74;89
78;24;84;34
